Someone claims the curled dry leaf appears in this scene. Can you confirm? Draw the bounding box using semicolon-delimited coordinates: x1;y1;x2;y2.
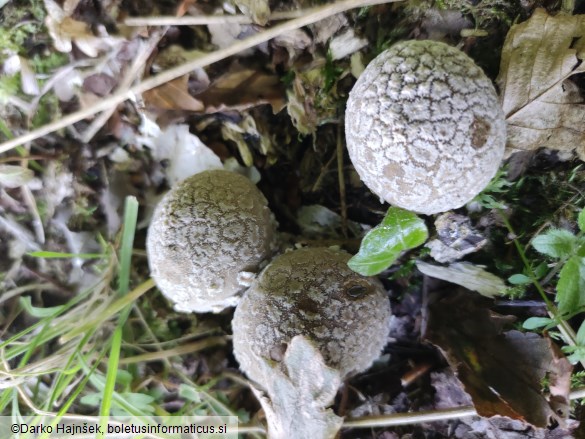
424;292;572;428
248;335;343;439
143;75;204;112
143;68;285;114
44;0;121;57
197;68;286;114
497;8;585;158
233;0;270;25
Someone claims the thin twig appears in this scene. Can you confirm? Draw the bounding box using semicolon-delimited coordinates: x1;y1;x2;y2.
337;119;348;237
0;0;401;154
343;406;478;428
240;383;585;432
124;8;316;26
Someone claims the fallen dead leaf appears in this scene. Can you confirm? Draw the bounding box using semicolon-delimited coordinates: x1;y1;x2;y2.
197;68;286;114
497;8;585;158
233;0;270;25
82;73;118;97
143;75;204;112
44;0;121;57
423;292;572;428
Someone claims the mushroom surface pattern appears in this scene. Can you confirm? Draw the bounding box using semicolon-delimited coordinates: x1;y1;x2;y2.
232;247;391;383
345;40;506;215
147;169;277;313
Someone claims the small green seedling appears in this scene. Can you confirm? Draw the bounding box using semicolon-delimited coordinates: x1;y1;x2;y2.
348;207;428;276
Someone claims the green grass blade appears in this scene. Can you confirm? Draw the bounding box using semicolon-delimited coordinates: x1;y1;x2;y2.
99;196;138;434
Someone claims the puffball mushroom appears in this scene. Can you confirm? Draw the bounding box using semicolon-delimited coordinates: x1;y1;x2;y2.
345;40;506;215
232;247;391;383
146;169;277;313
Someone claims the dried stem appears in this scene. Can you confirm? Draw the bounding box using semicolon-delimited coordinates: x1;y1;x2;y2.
124;8;317;26
337;119;348;237
343;406;478;428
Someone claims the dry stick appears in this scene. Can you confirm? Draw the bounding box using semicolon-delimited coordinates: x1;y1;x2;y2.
337;120;348;237
0;0;401;154
343;406;478;429
300;385;585;431
80;27;168;143
124;8;316;26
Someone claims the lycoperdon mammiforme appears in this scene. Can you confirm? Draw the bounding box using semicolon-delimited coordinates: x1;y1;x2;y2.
345;40;506;215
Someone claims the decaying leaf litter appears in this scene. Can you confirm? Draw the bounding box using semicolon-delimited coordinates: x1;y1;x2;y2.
1;0;585;437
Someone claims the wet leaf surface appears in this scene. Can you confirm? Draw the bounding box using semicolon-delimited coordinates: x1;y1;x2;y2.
424;292;572;428
348;207;428;276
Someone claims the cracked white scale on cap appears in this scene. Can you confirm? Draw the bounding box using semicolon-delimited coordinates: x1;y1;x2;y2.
146;170;277;313
232;247;391;383
345;40;506;215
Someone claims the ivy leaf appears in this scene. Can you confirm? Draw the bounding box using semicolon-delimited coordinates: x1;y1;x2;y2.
556;256;585;315
532;229;577;259
348;207;428;276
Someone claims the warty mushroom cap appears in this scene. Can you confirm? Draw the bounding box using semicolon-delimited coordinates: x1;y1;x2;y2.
232;247;391;383
146;169;277;313
345;39;506;215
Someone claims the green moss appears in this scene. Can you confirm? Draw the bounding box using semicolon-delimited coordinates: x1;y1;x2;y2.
0;74;20;104
31;92;61;128
0;0;47;61
31;52;69;74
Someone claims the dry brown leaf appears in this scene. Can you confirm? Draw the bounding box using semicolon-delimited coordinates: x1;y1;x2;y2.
143;75;204;112
44;0;121;57
424;292;572;428
233;0;271;25
197;68;286;114
497;8;585;158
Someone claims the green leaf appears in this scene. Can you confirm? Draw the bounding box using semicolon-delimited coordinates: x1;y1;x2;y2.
576;320;585;346
508;274;532;285
534;261;548;278
578;209;585;232
556;256;585;315
178;384;201;403
80;393;101;406
563;345;585;365
522;317;554;330
348;207;428;276
122;392;155;412
532;229;577;258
